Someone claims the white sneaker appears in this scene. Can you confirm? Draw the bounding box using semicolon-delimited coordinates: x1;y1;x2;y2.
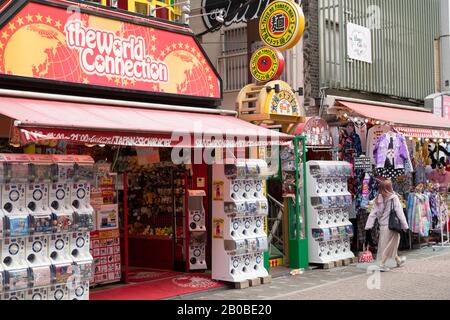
396;256;406;268
378;266;390;272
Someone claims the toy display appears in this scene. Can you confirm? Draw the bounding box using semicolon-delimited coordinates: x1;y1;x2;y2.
187;190;207;270
212;159;270;283
0;154;93;300
306;161;355;264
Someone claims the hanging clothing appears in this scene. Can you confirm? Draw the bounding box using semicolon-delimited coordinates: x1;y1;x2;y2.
366;125;391;164
407;193;432;237
355;125;368;152
373;132;412;170
338;127;362;165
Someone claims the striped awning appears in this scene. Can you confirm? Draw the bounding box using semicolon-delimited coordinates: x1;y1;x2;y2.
394;127;450;139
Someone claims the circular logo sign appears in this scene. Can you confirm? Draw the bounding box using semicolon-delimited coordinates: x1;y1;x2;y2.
250;47;285;82
259;0;305;51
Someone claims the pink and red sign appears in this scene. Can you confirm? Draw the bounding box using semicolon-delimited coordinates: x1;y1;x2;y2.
0;1;221;100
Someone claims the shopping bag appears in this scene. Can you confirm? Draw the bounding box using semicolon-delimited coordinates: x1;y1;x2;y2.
358;245;374;264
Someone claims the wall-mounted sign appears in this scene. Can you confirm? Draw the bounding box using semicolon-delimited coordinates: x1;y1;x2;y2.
264;81;302;117
0;1;221;100
347;23;372;63
201;0;270;30
259;0;305;51
250;47;285;82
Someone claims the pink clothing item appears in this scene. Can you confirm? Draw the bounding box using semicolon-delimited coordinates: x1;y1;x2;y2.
365;194;409;231
428;171;450;192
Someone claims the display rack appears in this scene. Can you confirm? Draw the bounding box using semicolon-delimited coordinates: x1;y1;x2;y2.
0;154;94;300
306;161;355;266
212;159;270;284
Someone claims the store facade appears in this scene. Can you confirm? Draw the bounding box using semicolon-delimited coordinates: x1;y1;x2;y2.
0;0;291;300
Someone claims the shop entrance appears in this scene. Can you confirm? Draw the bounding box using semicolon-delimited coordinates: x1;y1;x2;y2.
116;148;210;278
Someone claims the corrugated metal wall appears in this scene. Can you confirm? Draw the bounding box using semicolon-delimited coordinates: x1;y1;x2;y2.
319;0;440;100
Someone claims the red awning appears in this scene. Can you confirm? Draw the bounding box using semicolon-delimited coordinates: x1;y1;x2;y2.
337;101;450;129
0;96;292;148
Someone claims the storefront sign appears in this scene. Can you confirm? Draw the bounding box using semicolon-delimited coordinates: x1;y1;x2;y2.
201;0;270;30
250;47;285;82
264;81;301;117
16;126;287;148
259;0;305;51
0;1;221;99
347;23;372;63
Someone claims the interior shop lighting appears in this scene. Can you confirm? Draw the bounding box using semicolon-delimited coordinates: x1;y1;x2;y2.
85;144;95;148
425;138;430;142
433;139;438;143
364;119;369;123
439;139;444;143
99;144;106;148
353;117;358;122
447;139;450;143
376;121;380;125
343;113;348;118
409;137;414;141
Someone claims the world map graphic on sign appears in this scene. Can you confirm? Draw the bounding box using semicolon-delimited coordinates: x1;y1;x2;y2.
0;2;220;99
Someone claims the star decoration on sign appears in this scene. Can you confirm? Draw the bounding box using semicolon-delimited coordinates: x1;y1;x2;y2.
35;13;42;22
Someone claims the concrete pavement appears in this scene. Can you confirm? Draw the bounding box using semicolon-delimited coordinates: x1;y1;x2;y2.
174;247;450;300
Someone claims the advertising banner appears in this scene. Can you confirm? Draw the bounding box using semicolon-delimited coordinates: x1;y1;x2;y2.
0;1;221;100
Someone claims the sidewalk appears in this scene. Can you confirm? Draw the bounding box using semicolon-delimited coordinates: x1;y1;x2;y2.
172;247;450;300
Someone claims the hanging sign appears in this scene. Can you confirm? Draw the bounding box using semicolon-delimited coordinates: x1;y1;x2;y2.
264;81;303;117
201;0;270;30
259;0;305;51
0;1;221;100
250;47;285;82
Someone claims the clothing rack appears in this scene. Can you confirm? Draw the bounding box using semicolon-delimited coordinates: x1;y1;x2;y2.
433;192;450;249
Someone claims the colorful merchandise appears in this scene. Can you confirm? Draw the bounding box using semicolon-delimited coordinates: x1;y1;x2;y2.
338;124;362;165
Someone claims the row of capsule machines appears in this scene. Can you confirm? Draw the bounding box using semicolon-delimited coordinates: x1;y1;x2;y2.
0;154;94;300
306;161;355;264
212;160;270;283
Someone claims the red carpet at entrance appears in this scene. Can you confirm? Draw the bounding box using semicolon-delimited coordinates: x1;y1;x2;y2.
127;268;181;283
91;273;225;300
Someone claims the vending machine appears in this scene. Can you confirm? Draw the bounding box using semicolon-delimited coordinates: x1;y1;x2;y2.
186;190;207;271
212;159;270;283
306;161;355;264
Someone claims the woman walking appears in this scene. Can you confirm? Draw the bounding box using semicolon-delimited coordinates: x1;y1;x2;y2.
365;179;409;272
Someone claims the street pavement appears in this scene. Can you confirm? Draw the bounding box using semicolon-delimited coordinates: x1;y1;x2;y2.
174;247;450;300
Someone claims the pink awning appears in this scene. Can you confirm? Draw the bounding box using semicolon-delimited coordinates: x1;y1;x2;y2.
337;101;450;129
0;96;292;148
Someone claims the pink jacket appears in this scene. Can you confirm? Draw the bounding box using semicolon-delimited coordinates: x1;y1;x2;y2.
365;194;409;230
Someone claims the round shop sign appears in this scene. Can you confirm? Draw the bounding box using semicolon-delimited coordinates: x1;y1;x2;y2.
250;47;285;82
259;0;305;51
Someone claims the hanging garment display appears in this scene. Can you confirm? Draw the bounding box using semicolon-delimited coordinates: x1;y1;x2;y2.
413;141;428;185
407;192;432;237
374;131;412;179
427;143;450;169
338;123;362;165
366;125;391;164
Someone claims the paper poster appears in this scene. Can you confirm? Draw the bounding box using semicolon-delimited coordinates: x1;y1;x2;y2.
97;204;119;231
213;181;224;201
136;148;160;166
213;218;224;239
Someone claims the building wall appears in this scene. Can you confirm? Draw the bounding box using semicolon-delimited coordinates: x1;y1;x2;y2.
440;0;450;92
319;0;441;102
